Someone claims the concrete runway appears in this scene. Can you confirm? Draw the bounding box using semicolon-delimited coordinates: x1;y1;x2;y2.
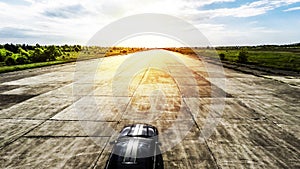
0;50;299;168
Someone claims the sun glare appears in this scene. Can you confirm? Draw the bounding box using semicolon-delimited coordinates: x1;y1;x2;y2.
115;34;187;48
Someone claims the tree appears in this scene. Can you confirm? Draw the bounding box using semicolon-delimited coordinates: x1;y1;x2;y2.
5;55;16;66
0;49;7;62
237;49;248;63
219;53;225;60
18;47;29;57
44;45;61;61
16;54;29;65
63;44;70;52
26;44;34;50
74;45;81;52
32;47;45;62
21;44;27;51
4;43;18;53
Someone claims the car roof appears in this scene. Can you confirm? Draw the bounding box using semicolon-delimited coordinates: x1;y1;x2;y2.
113;137;154;158
120;124;158;138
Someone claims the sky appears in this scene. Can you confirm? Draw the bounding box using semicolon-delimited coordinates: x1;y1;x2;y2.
0;0;299;46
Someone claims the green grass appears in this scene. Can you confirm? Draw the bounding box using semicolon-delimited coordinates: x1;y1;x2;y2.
0;51;81;74
0;60;74;74
1;46;300;73
215;49;300;72
0;48;147;74
155;47;300;72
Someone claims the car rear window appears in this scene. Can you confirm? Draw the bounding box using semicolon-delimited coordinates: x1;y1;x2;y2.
120;125;157;138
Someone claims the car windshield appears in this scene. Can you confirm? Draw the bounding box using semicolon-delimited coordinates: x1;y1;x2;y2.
120;126;156;138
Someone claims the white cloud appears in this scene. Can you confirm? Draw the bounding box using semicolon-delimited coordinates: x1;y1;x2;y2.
1;0;229;44
199;23;283;46
0;0;299;45
196;0;300;18
284;6;300;11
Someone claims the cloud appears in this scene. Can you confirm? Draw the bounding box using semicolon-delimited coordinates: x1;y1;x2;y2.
198;23;282;46
284;6;300;12
0;0;299;45
0;27;36;38
195;0;300;18
42;4;89;18
0;26;82;45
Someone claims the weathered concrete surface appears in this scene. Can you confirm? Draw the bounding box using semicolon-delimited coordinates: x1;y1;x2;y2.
0;50;299;169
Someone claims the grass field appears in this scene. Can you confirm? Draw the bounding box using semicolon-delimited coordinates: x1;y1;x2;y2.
164;45;300;72
0;60;72;73
215;49;300;72
0;47;148;74
0;52;80;74
1;44;299;73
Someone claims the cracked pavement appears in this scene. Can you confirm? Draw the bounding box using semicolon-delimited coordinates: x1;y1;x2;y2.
0;50;299;168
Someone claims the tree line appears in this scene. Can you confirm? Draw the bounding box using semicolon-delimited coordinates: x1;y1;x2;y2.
215;43;300;50
0;44;81;66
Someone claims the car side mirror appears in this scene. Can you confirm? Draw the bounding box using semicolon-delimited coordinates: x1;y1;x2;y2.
156;142;162;146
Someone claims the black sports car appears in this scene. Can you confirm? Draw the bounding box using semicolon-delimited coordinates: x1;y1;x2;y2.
105;124;164;169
